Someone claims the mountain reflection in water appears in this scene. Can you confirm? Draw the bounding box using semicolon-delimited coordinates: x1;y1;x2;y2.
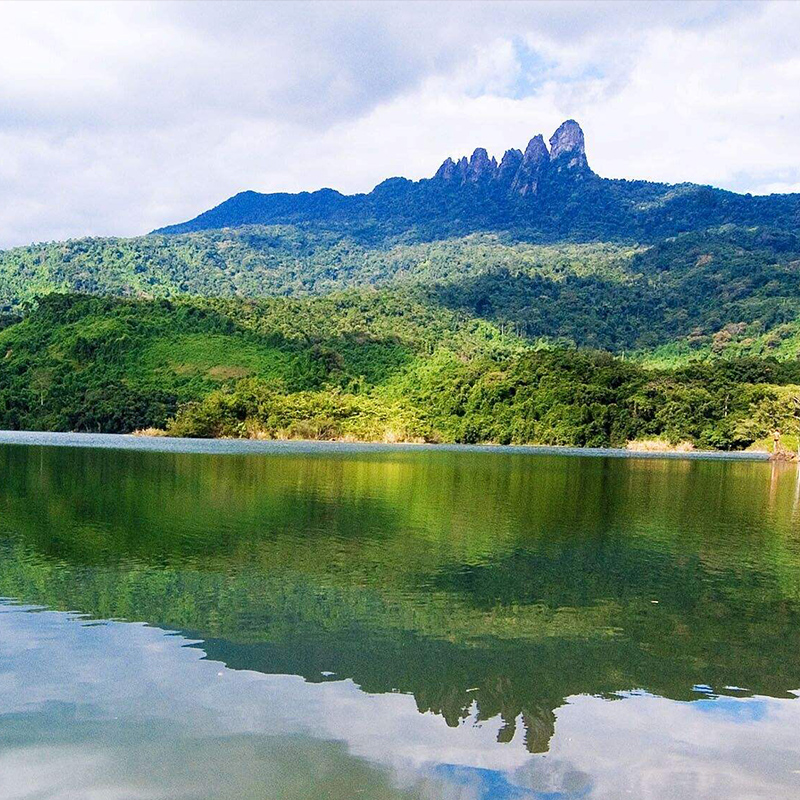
0;438;799;799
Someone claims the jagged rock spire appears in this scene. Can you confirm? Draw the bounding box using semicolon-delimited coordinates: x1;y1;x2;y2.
511;134;550;195
523;134;549;163
433;157;456;181
497;148;523;183
466;148;498;182
549;119;588;170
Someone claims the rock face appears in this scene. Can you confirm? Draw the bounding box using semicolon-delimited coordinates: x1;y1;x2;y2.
433;157;456;181
431;120;590;191
466;148;497;182
496;148;523;183
511;134;550;195
549;119;588;171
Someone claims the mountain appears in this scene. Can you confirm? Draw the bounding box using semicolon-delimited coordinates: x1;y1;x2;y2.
3;224;800;358
1;120;800;447
0;121;798;360
154;120;800;243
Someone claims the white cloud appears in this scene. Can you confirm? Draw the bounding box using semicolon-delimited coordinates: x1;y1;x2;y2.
0;0;796;247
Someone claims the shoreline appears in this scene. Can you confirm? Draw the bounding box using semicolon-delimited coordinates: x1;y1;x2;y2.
0;429;773;461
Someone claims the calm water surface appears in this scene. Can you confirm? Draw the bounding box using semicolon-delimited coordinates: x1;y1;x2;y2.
0;434;798;799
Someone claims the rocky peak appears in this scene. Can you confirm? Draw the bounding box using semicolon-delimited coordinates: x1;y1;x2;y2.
549;119;588;170
431;120;590;187
433;157;456;181
497;148;523;182
522;134;549;164
466;148;497;182
511;135;550;195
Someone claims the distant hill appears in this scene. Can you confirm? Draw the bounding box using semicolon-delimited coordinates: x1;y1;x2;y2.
154;120;800;243
3;225;800;358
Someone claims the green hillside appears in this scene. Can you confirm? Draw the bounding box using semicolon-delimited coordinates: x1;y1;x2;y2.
0;292;517;435
1;292;799;450
0;227;636;312
3;225;800;357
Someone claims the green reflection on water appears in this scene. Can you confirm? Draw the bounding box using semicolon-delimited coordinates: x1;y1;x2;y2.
1;443;799;753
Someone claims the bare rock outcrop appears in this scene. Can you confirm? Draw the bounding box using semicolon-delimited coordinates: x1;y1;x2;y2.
431;120;591;190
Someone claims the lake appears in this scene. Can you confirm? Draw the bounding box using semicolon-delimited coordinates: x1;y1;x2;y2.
0;434;798;799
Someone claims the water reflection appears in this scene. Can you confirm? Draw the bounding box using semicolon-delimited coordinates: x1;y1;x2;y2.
3;605;800;800
0;439;799;797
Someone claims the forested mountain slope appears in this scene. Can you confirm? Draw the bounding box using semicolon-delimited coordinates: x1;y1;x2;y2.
0;121;799;447
0;118;797;359
0;229;636;313
3;225;800;357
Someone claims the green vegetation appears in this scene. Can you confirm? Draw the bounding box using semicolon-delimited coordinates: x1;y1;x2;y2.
2;225;800;356
428;226;800;352
0;228;638;313
2;202;800;452
0;292;517;437
2;292;800;450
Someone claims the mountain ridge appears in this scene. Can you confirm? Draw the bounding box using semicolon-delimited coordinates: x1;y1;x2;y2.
153;120;800;243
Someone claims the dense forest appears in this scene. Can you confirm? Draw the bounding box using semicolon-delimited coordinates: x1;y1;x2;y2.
0;292;798;451
3;225;800;358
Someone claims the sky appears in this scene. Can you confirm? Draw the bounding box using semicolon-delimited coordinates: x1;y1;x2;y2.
0;0;798;249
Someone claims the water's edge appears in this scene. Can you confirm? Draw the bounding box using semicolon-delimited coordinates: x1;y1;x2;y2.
0;430;771;460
